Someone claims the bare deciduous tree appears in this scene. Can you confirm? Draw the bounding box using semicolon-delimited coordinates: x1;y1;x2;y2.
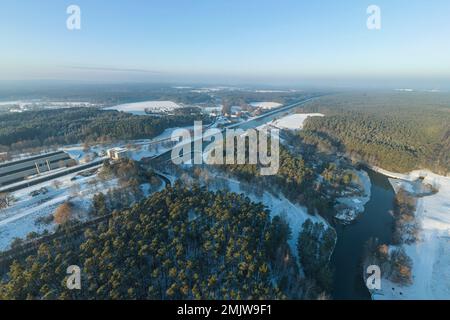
0;192;13;209
54;202;73;225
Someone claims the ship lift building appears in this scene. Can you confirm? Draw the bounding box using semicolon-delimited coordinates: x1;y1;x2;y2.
0;151;73;188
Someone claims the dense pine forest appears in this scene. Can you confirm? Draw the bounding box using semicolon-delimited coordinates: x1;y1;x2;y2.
217;143;336;217
0;185;333;300
297;92;450;174
0;108;210;152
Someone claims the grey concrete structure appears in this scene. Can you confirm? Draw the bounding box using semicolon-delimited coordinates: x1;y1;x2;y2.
0;151;73;187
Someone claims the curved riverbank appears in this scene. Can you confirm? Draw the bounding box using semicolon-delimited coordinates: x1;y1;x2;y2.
370;168;450;300
331;169;395;300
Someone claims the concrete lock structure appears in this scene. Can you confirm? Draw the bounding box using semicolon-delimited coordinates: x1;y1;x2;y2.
107;147;129;160
0;151;73;187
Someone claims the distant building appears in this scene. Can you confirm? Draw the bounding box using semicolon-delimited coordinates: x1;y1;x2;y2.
107;147;129;160
230;106;242;114
0;151;73;187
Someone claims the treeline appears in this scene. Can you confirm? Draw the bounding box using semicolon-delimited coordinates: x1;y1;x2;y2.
297;92;450;174
392;189;419;245
0;108;210;152
0;185;305;300
0;83;215;105
364;240;413;286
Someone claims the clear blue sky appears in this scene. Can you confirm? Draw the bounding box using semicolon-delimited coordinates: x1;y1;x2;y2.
1;0;450;86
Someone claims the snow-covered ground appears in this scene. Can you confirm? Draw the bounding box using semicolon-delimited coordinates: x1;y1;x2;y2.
151;126;194;142
0;100;96;113
371;169;450;300
0;100;23;106
389;177;436;198
63;145;108;164
202;106;223;115
130;143;173;161
0;169;117;251
250;102;283;110
395;89;415;92
270;113;324;130
0;160;164;251
104;100;183;115
189;86;236;94
252;90;299;93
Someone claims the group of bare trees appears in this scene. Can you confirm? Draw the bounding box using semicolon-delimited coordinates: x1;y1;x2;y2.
392;188;420;245
0;192;13;210
364;238;413;288
53;202;74;225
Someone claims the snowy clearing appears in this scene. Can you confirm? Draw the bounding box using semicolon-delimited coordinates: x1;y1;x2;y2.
0;163;162;251
270;113;325;131
1;101;96;113
0;171;102;250
105;100;183;115
250;102;283;110
130;143;173;161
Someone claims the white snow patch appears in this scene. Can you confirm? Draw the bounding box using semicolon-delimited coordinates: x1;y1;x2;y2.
105;100;183;115
130;143;173;161
270;113;324;131
250;102;283;110
395;89;415;92
0;170;118;251
372;168;450;300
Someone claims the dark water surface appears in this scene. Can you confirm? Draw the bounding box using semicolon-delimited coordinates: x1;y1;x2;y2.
331;169;395;300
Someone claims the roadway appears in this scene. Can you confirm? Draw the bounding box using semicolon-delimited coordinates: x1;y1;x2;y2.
151;95;321;163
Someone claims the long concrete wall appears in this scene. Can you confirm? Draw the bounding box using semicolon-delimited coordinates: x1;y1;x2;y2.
0;152;72;187
0;159;104;193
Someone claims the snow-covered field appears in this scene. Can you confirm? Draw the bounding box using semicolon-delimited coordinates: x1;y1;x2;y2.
395;89;415;92
190;86;235;94
270;113;324;130
253;90;299;93
0;101;22;106
105;100;183;115
372;169;450;300
250;102;283;110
